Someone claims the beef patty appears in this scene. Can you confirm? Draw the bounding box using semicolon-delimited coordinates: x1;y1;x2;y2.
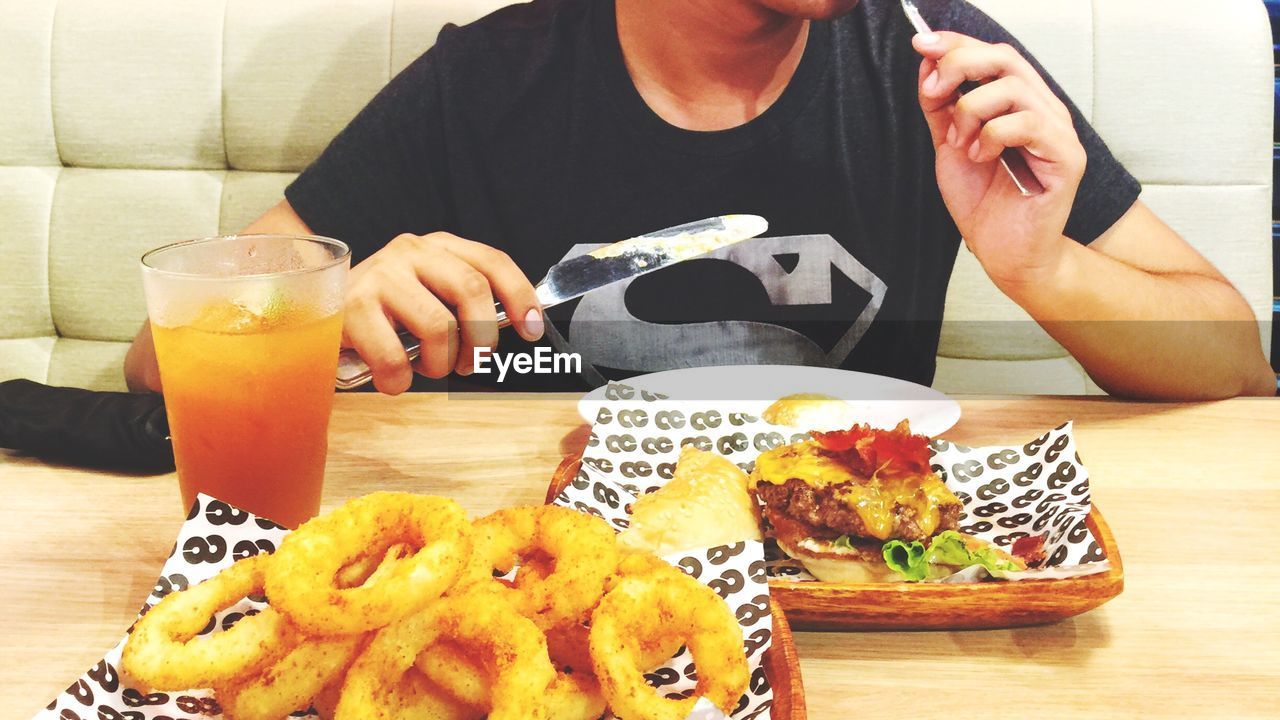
756;477;961;542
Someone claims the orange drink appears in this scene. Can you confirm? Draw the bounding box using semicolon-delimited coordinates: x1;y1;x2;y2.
142;235;349;527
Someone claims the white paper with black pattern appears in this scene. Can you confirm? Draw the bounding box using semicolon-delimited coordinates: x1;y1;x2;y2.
557;463;638;533
552;468;776;720
929;423;1106;574
34;494;290;720
580;382;1109;585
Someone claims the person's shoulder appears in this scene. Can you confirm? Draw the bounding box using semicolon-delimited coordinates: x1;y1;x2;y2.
905;0;1014;44
831;0;995;43
460;0;587;35
828;0;916;75
841;0;911;33
828;0;1007;76
432;0;590;82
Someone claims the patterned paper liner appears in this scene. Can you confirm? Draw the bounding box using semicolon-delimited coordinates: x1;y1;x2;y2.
577;382;1109;584
37;486;776;719
36;497;288;719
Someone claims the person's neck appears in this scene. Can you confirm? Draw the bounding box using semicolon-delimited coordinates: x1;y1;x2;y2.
615;0;809;132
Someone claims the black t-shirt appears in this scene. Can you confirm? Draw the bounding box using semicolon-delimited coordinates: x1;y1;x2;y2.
286;0;1140;391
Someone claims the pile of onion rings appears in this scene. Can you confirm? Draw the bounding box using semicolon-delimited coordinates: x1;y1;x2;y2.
119;493;751;719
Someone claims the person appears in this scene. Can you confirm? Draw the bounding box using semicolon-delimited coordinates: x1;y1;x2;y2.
124;0;1275;400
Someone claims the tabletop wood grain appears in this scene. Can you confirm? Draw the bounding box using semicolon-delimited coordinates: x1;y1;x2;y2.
2;393;1277;719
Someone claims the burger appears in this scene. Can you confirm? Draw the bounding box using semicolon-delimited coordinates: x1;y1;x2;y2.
752;420;1034;582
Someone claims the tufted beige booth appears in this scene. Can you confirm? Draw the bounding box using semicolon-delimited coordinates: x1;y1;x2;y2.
0;0;1272;394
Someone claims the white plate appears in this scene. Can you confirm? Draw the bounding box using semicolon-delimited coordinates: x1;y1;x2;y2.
578;365;961;436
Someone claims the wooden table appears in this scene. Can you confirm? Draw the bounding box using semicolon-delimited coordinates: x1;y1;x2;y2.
2;394;1277;719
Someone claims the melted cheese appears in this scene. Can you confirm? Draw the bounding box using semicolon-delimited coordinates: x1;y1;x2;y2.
756;444;857;486
755;441;958;541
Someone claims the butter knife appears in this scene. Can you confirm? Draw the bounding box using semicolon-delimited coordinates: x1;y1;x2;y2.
901;0;1045;196
335;214;770;389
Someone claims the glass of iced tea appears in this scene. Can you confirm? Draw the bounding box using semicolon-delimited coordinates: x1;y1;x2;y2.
141;234;350;528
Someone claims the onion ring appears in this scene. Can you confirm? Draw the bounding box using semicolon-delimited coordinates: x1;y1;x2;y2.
462;505;618;629
266;493;472;635
604;554;709;668
121;555;291;690
333;543;413;589
611;551;679;584
543;620;595;675
544;671;609;720
336;587;556;720
414;639;489;709
590;567;750;719
310;679;344;720
413;618;609;720
384;668;484;720
216;631;366;720
223;541;401;718
547;617;683;678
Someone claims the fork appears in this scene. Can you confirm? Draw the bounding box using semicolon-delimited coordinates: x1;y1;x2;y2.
900;0;1045;196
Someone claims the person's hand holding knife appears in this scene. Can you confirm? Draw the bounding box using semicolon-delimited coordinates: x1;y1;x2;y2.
342;232;546;395
336;216;770;393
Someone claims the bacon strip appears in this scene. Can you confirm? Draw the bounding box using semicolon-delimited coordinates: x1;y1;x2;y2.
811;420;931;477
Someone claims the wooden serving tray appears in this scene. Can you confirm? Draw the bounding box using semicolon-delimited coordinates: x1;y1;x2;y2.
544;462;807;720
549;455;1124;633
758;598;806;720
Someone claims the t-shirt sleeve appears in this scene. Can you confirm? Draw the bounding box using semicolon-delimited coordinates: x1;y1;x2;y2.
935;1;1141;244
285;46;453;264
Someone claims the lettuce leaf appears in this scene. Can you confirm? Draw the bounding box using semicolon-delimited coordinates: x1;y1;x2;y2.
882;540;929;581
882;531;1023;582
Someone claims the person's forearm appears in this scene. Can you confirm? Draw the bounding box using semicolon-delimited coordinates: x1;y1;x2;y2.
124;320;163;393
996;239;1275;401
